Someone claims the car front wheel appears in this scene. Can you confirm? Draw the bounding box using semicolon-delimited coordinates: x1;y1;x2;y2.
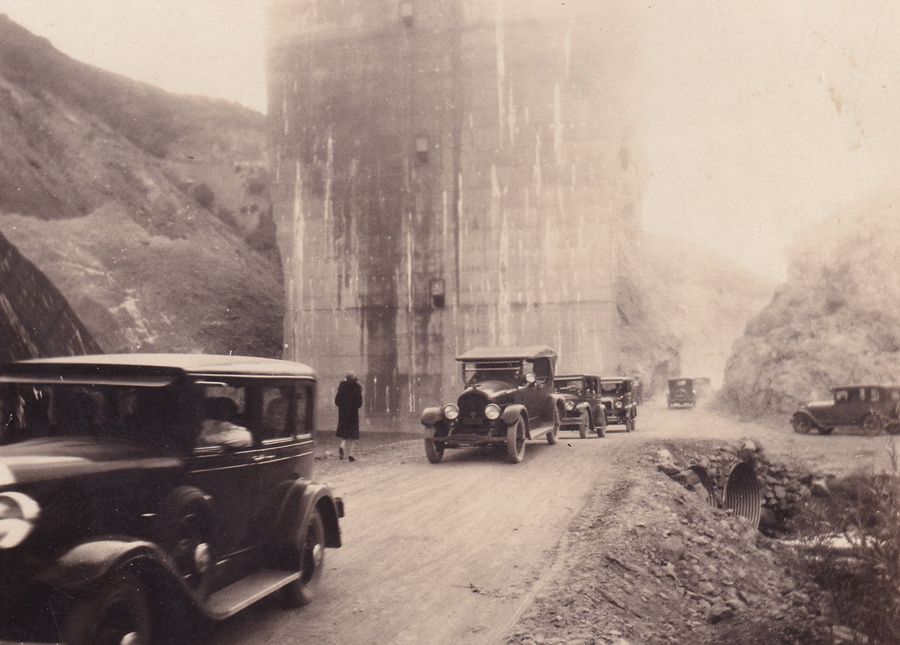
281;509;326;607
63;573;151;645
506;417;526;463
791;415;812;434
424;438;444;463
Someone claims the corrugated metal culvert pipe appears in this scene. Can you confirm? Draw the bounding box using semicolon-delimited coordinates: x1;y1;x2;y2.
687;465;718;509
722;461;762;529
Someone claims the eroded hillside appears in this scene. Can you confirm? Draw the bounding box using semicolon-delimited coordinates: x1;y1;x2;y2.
722;194;900;415
0;15;281;356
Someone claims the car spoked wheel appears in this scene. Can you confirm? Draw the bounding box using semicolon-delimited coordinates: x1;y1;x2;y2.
578;411;589;439
63;574;151;645
506;417;526;463
281;509;325;607
424;437;444;463
547;408;560;445
862;413;884;436
791;415;812;434
171;512;213;596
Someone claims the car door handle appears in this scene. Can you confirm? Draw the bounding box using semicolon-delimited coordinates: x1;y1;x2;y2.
251;454;276;463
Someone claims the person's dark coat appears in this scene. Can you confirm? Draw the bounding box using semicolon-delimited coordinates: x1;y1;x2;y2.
335;378;363;439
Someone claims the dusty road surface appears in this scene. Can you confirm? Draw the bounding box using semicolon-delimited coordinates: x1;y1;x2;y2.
210;400;892;644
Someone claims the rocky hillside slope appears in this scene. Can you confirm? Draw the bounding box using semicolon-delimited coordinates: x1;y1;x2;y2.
0;15;281;356
722;194;900;415
618;232;775;396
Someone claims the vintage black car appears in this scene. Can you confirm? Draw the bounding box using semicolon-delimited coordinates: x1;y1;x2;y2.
791;385;900;436
420;346;563;464
667;378;696;408
599;377;637;432
0;354;344;644
553;374;607;438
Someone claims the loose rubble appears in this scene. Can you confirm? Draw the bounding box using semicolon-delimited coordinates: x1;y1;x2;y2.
507;440;832;644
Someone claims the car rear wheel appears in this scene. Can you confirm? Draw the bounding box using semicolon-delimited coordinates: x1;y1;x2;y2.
547;407;560;445
886;423;900;435
791;415;812;434
862;413;884;436
424;438;444;463
281;509;325;607
63;573;151;645
506;417;526;463
596;414;606;438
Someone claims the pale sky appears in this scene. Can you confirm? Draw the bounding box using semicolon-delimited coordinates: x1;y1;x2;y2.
3;1;899;280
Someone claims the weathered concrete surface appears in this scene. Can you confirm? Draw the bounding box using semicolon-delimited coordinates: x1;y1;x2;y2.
268;0;644;415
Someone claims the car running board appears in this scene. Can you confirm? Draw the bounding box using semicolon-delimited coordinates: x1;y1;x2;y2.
206;568;300;619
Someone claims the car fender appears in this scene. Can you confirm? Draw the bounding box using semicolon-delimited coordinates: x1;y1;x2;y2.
500;404;527;429
276;480;344;549
421;406;443;427
35;538;176;592
792;410;821;428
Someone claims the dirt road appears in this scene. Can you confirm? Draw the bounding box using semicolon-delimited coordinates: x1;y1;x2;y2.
211;401;892;644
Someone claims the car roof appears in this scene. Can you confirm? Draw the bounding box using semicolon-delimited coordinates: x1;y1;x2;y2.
832;384;898;391
601;376;631;382
555;374;600;380
668;377;693;382
0;353;316;385
455;345;557;361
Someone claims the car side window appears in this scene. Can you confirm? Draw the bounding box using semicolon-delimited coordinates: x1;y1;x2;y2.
870;388;880;402
835;389;849;402
295;383;314;437
196;383;252;449
261;385;293;442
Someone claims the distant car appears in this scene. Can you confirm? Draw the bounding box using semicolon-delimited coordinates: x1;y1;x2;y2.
420;346;563;463
0;354;344;645
791;385;900;436
599;377;638;432
667;378;696;408
553;374;608;438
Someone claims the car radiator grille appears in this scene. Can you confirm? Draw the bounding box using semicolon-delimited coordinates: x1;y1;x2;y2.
458;390;488;425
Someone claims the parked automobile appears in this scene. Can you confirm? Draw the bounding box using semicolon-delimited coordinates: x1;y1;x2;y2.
667;378;696;408
553;374;608;438
791;385;900;436
599;377;638;432
420;346;563;463
0;354;344;644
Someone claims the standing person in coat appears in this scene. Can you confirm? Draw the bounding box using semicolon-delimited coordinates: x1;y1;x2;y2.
335;372;363;462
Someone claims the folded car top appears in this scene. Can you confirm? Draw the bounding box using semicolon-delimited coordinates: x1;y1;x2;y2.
455;346;557;361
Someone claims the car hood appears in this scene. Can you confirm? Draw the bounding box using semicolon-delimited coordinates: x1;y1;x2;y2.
0;437;183;487
804;400;834;412
465;380;521;399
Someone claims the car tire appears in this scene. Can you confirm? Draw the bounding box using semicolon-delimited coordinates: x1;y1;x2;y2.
281;509;326;607
862;413;884;436
818;426;834;435
506;417;526;463
424;438;444;463
886;423;900;436
156;488;214;599
547;407;560;445
578;411;589;439
62;573;152;645
791;415;813;434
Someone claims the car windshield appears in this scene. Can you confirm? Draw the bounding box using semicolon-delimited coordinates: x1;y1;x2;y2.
601;381;627;396
0;382;182;447
462;361;522;385
669;379;691;391
554;379;583;392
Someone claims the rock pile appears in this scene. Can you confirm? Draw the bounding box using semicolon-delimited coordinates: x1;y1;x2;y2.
508;446;832;644
654;439;832;536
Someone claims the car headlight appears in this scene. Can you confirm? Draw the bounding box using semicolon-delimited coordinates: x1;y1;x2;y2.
0;492;40;549
614;401;623;409
565;400;575;411
484;404;501;420
442;404;460;421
